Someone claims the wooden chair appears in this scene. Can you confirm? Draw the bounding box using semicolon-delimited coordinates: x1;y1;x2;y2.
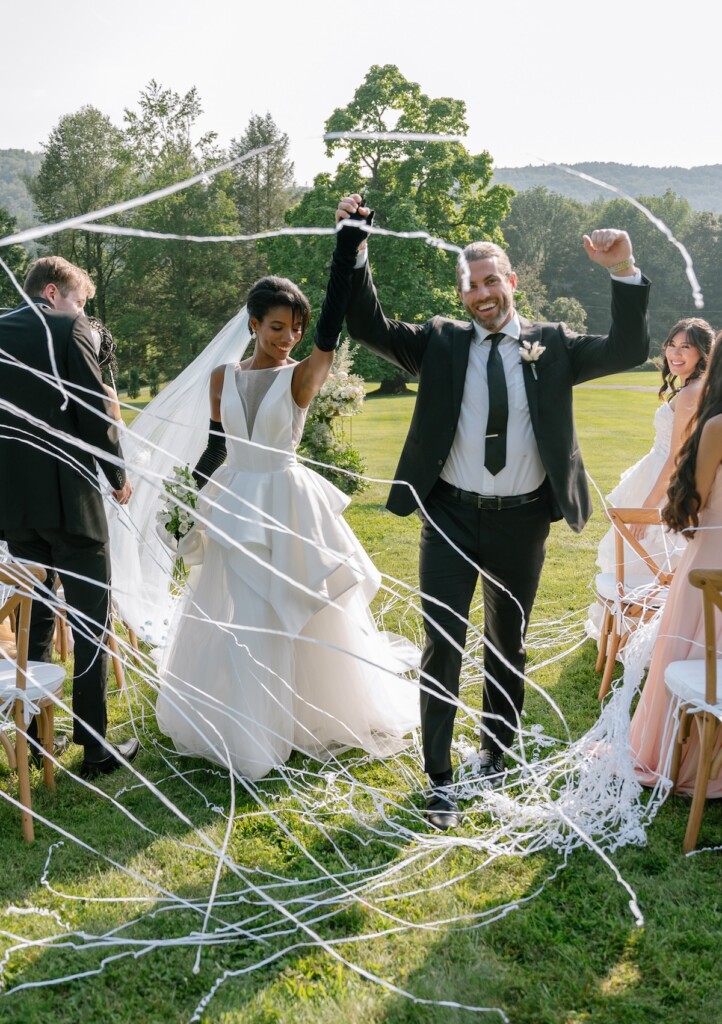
594;508;675;701
0;563;66;842
665;568;722;853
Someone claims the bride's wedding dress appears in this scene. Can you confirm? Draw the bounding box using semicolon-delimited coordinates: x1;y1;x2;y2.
155;362;420;780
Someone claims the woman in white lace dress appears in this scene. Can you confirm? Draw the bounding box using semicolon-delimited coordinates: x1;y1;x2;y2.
587;317;714;639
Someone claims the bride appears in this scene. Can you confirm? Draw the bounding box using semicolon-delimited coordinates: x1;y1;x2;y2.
153;229;420;779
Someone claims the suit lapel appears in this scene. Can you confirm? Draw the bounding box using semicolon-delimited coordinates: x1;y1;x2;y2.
451;323;474;412
519;319;541;431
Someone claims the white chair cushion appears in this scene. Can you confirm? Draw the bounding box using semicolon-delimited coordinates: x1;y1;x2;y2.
665;659;722;715
595;572;669;604
0;661;66;708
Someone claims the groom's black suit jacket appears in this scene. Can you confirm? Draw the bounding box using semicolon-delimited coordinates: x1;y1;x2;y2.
346;262;651;531
0;300;126;544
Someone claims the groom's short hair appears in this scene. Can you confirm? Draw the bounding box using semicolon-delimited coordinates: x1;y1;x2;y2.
24;256;96;300
457;242;513;281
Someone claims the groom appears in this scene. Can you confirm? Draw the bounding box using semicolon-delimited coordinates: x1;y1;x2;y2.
0;256;139;778
336;195;650;829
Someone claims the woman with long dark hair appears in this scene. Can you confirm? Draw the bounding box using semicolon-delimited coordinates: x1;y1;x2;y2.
587;317;714;640
630;334;722;793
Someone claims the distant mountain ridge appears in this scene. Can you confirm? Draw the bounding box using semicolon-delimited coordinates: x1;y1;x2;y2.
492;161;722;213
4;150;722;224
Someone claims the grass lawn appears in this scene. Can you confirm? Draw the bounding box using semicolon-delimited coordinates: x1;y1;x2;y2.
2;373;720;1024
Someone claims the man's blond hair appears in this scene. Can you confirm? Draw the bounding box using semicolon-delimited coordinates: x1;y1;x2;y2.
24;256;96;300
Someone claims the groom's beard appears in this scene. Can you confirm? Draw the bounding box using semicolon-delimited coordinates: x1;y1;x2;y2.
470;293;514;332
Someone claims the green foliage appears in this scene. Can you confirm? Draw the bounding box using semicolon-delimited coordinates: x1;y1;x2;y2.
229;112;299;286
28;106;137;323
504;186;722;349
114;81;247;379
0;206;28;307
0;148;41;226
266;65;513;390
148;363;160;397
299;418;367;494
128;367;140;399
299;344;368;495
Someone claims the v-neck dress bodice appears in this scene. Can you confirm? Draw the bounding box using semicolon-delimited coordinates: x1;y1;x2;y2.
156;362;420;780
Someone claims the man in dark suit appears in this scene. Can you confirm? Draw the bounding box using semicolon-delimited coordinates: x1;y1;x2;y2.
0;256;139;778
336;195;650;829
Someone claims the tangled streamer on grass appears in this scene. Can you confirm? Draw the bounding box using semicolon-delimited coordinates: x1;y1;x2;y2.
0;137;703;1018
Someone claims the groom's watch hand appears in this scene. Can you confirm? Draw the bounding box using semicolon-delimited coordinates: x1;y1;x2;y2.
582;229;636;274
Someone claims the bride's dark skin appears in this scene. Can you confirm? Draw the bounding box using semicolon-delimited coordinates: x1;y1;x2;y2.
207;303;335;421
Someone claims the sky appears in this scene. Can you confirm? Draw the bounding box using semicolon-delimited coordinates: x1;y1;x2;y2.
3;0;720;187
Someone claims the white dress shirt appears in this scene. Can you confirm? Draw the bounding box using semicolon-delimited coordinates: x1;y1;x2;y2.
440;315;546;496
353;246;643;496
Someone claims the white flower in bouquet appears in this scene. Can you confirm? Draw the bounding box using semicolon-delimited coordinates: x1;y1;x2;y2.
158;465;198;546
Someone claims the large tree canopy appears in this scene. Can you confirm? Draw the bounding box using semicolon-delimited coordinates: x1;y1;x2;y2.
28;106;137;321
265;64;514;391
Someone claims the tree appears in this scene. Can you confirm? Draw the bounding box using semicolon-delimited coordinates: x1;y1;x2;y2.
229;113;298;285
546;296;587;332
116;82;245;378
28;106;137;322
0;206;29;308
265;65;513;392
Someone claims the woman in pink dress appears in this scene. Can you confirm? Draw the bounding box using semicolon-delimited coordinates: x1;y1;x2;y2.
630;335;722;794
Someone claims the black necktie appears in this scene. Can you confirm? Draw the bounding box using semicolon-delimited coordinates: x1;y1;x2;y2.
484;332;508;475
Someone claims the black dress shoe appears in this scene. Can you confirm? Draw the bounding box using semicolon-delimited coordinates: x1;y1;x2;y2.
478;749;506;785
30;734;69;768
425;782;460;831
80;738;140;779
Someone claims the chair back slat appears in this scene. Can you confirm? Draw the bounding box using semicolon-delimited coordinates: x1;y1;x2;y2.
688;569;722;705
607;508;675;589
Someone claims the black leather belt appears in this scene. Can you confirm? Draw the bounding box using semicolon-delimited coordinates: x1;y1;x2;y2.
435;479;543;510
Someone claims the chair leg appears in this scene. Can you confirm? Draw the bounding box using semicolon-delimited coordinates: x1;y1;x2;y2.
598;627;622;701
14;705;34;843
683;713;718;854
127;626;141;666
108;630;125;690
669;707;691;787
0;728;16;769
55;610;68;661
40;705;56;791
595;605;611;673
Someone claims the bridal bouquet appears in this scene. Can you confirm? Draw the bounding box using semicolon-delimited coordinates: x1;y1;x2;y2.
156;465;198;586
313;370;365;420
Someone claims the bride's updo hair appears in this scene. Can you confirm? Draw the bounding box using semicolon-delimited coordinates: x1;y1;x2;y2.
246;277;311;337
663;332;722;536
658;317;714;401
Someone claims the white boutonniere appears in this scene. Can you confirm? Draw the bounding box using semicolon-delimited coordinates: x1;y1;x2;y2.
519;340;546;380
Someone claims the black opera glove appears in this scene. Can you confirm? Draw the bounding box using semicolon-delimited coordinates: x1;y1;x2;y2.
315;207;375;352
192;419;227;487
334;205;375;258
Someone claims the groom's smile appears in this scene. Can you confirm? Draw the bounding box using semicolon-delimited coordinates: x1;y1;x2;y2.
458;256;517;332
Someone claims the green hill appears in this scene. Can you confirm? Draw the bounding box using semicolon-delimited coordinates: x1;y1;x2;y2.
493;161;722;212
0;148;41;226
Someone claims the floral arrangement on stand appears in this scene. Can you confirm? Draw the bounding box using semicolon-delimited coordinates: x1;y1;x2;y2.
156;464;198;587
300;342;368;495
